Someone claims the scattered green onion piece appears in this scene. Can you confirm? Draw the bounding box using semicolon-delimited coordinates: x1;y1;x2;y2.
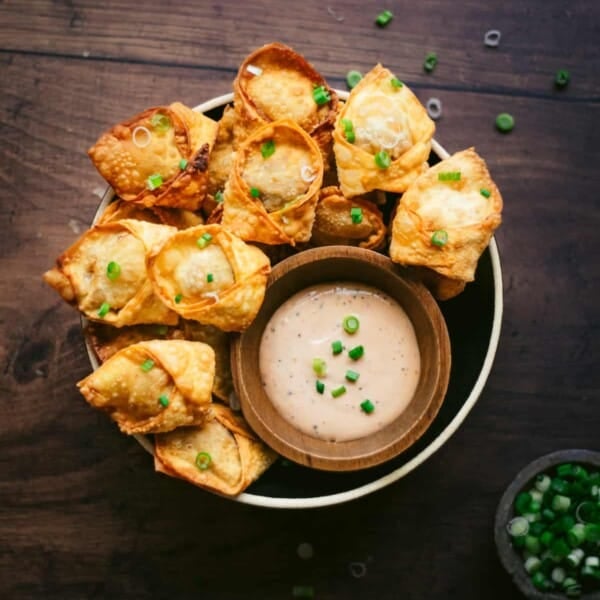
585;556;600;568
571;465;588;480
552;494;572;512
140;359;155;372
345;369;360;383
529;489;543;504
348;345;364;360
197;232;213;248
423;52;438;73
360;399;375;414
179;158;188;170
507;516;530;537
331;385;346;398
577;501;600;523
551;478;570;494
390;77;403;89
529;500;542;513
542;508;557;522
97;302;110;317
146;173;163;191
158;394;169;407
346;70;362;89
261;140;276;158
206;273;214;283
350;206;363;224
551;567;566;584
438;171;461;182
292;585;315;599
150;113;171;132
342;315;360;334
555;69;570;89
567;523;586;547
312;85;331;106
250;187;260;198
215;190;224;203
174;293;183;304
525;535;541;555
550;537;571;558
106;261;121;281
566;548;585;567
316;380;325;394
331;340;343;355
312;358;327;377
195;451;212;470
558;464;573;477
375;9;393;27
530;522;545;537
584;523;600;542
540;530;555;547
341;118;356;143
525;556;542;574
155;325;169;336
431;230;449;247
495;112;515;133
480;188;492;199
515;492;532;515
374;150;391;169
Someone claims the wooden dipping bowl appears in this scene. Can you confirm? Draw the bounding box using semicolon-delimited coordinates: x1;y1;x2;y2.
231;246;452;472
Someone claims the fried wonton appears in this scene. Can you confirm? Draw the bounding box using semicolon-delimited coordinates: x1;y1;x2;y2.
88;102;218;210
207;105;236;198
77;340;215;435
310;186;386;250
221;119;323;245
43;219;178;327
333;64;435;196
147;224;271;331
97;199;204;229
233;42;339;163
154;404;277;496
389;147;503;286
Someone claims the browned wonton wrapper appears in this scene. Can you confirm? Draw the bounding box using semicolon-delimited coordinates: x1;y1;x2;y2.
154;404;277;496
310;186;386;250
221;119;323;245
333;64;435;196
88;102;218;210
389;147;503;287
43;219;178;327
77;340;215;435
233;42;339;163
148;224;271;331
97;198;204;229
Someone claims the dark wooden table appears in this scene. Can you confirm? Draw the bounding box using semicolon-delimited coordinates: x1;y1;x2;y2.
1;1;599;598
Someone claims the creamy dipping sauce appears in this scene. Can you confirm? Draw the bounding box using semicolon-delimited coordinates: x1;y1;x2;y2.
259;282;421;442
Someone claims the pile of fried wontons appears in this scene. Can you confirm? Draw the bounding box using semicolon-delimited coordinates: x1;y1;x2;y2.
43;42;502;496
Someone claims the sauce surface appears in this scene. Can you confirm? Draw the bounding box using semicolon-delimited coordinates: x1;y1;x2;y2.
259;282;421;442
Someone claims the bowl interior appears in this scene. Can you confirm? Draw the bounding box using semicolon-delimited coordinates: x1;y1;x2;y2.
232;246;451;471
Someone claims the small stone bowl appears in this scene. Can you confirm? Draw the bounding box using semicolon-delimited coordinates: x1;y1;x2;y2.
231;245;451;472
495;449;600;599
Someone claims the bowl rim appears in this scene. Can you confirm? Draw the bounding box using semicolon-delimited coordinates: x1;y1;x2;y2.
494;449;600;599
84;90;504;508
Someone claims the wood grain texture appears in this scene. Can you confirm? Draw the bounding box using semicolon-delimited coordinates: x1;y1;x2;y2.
1;0;600;598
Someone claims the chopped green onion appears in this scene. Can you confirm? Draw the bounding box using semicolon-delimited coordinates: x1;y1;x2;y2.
360;399;375;414
529;489;543;504
350;206;363;224
551;567;566;583
375;9;393;27
567;523;586;547
250;187;260;198
342;315;360;334
524;556;542;574
515;492;532;514
540;530;555;547
348;345;364;360
156;325;169;336
566;548;585;567
215;190;224;203
312;358;327;377
555;69;570;89
97;302;110;317
150;113;171;132
552;494;572;512
316;380;325;394
341;118;355;143
346;70;362;89
106;261;121;281
558;464;573;477
423;52;438;73
179;158;188;170
550;537;571;558
146;173;163;191
480;188;492;199
197;232;213;248
331;385;346;398
140;359;155;372
206;273;214;283
542;508;556;522
438;171;461;182
345;369;360;382
195;451;212;470
331;340;343;355
312;85;331;106
174;293;183;304
391;77;403;89
431;230;448;247
374;150;391;169
585;556;600;567
158;394;169;407
507;516;530;537
525;535;541;555
585;523;600;542
261;140;275;158
531;571;550;590
495;112;515;133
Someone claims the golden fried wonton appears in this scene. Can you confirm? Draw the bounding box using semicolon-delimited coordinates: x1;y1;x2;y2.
77;340;215;435
389;147;503;285
43;219;178;327
310;186;386;250
207;105;236;198
147;224;271;331
88;102;218;210
221;119;323;245
333;64;434;196
233;42;339;163
154;404;277;496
